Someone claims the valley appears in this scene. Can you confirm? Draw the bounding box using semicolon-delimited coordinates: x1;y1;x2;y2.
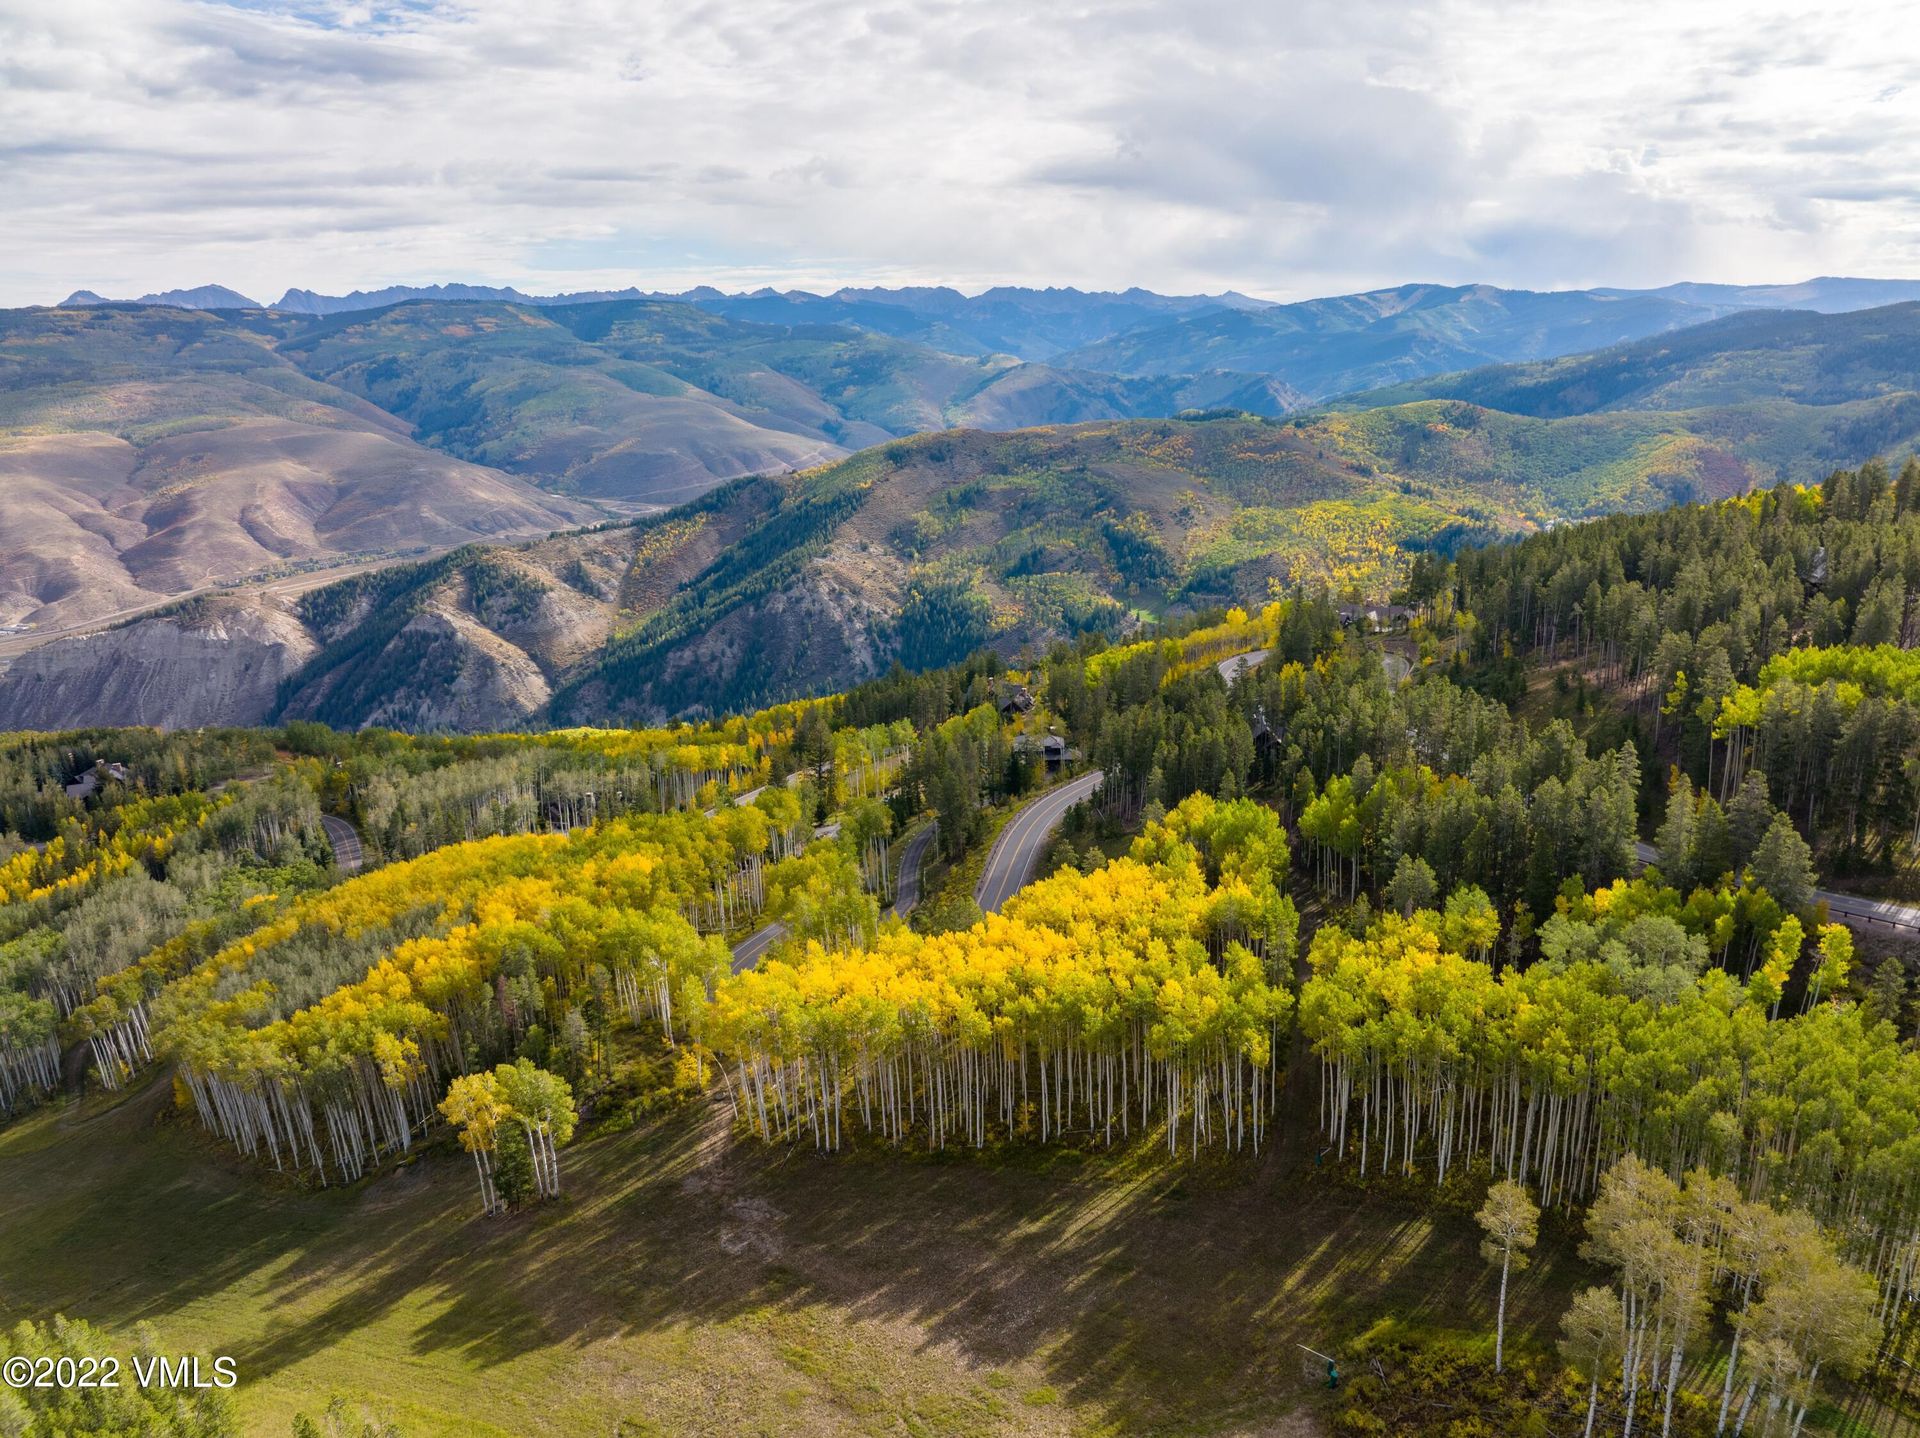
2;282;1914;718
8;292;1920;734
18;5;1920;1434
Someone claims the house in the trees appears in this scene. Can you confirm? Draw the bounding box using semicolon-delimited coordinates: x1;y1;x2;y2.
1014;730;1076;775
1336;602;1415;632
994;682;1035;717
1250;709;1281;757
63;760;130;801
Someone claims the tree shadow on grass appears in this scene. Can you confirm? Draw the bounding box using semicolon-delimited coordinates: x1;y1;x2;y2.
246;1101;1594;1431
6;1076;1597;1434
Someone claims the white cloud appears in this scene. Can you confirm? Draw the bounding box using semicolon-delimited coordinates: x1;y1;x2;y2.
0;0;1915;306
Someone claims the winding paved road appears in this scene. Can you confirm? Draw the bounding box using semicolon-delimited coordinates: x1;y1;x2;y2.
888;822;937;918
975;770;1105;914
727;766;1102;970
320;815;365;873
1216;648;1270;683
725;817;845;972
1633;840;1920;938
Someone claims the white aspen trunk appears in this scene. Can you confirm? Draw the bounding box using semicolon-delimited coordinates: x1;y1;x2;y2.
1496;1249;1510;1372
1785;1361;1819;1438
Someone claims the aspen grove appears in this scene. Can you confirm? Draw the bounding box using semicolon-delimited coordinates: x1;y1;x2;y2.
1298;884;1920;1334
107;808;786;1183
695;795;1299;1156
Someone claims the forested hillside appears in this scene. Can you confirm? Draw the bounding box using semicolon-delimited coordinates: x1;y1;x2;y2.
15;380;1918;735
0;413;1527;732
14;292;1920;739
0;294;1287;647
1352;302;1920;416
6;534;1920;1432
1446;457;1920;890
11;276;1920;1435
268;296;1283;505
13;286;1920;651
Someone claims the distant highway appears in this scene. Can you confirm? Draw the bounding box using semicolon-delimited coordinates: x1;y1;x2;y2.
976;771;1105;914
1632;840;1920;939
321;815;365;873
889;822;937;918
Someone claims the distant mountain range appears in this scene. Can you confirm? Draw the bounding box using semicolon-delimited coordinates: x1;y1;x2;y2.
59;282;1277;361
0;295;1299;640
55;275;1920;375
8;298;1920;733
59;284;260;310
264;296;1299;504
11;276;1920;734
1053;280;1920;400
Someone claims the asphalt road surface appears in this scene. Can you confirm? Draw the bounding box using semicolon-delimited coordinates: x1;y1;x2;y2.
1216;648;1270;683
723;817;866;974
975;770;1105;914
889;822;937;918
729;921;787;974
320;815;365;874
1633;840;1920;938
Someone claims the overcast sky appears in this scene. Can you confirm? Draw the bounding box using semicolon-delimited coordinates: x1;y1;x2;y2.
2;0;1916;307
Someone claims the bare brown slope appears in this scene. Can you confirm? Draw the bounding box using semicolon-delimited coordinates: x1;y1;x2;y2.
0;421;593;631
271;486;779;731
0;305;595;632
0;594;317;729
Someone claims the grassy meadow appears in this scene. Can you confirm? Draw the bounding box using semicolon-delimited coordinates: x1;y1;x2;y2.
0;1063;1601;1438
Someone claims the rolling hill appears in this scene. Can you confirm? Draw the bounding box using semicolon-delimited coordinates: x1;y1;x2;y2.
2;402;1758;733
0;297;1300;644
0;415;1523;731
13;306;1920;735
1339;302;1920;416
270;297;1298;505
1055;283;1753;398
0;305;591;633
1321;303;1920;510
10;288;1920;733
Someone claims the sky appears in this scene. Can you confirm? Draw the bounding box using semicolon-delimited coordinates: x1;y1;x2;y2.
2;0;1917;308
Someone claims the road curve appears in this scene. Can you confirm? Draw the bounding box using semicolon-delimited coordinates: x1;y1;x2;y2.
724;816;847;974
975;770;1104;914
1633;840;1920;938
320;815;365;873
1216;648;1271;683
889;822;938;918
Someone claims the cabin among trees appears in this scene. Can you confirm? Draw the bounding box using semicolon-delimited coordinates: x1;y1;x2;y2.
1336;602;1415;631
993;681;1035;717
